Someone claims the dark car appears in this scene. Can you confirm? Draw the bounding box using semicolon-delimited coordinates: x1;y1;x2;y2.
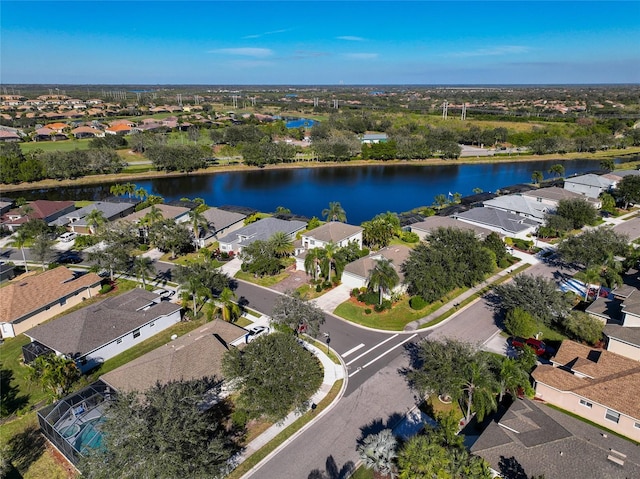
511;337;553;357
57;251;83;264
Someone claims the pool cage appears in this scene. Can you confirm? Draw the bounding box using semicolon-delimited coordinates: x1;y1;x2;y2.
22;341;54;364
37;380;114;466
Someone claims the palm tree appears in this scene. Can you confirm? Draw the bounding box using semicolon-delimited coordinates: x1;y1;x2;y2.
32;233;53;271
181;276;210;316
367;259;400;305
122;182;136;198
132;256;154;289
462;361;499;423
269;231;294;258
575;267;603;301
134;187;149;201
357;429;397;479
85;209;107;235
109;183;125;197
498;358;532;402
531;170;543;184
8;230;31;272
188;209;208;250
548;163;565;178
322;201;347;223
320;242;342;283
304;247;323;281
217;287;241;322
140;205;163;242
433;194;448;209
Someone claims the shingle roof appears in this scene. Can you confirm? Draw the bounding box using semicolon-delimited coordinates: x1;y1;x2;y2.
532;340;640;419
51;201;134;226
26;289;181;358
0;267;101;323
565;173;617;189
410;216;495;238
454;208;538;234
120;204;190;223
471;399;640;479
344;245;411;282
603;324;640;348
201;207;246;233
304;222;362;243
522;186;599;204
218;217;307;247
101;320;245;393
483;195;548;221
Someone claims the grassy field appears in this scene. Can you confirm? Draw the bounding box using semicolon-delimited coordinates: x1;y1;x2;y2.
20;139;92;153
235;270;290;287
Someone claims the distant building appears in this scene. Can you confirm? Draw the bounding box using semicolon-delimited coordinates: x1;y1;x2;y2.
360;133;388;144
564;173;617;199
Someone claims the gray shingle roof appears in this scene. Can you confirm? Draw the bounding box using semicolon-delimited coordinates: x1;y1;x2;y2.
604;324;640;348
454;208;538;234
343;245;411;282
51;201;135;227
565;173;617;188
471;399;640;479
219;217;307;247
483;195;548;221
303;222;362;243
410;216;495;238
201;207;246;233
26;289;181;357
522;186;599;204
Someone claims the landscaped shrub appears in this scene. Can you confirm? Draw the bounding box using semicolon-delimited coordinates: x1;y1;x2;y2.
401;231;420;243
357;291;379;306
374;304;385;312
364;308;372;315
351;288;360;297
74;235;99;249
138;244;149;251
498;258;511;269
316;284;322;293
409;295;427;310
381;299;392;310
231;409;249;428
99;284;113;294
504;307;537;338
323;281;332;290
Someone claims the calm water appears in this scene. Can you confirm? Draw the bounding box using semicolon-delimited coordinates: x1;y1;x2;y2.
20;159;607;224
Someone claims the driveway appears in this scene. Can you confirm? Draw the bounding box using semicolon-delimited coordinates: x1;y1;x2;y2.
311;284;351;313
269;268;308;293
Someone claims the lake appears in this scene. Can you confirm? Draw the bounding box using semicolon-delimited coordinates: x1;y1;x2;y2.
21;159;607;224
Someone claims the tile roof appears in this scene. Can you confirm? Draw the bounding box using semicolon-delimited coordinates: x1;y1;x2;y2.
410;216;495;238
101;320;246;393
26;289;181;357
303;222;363;243
454;207;538;234
471;399;640;479
344;245;411;282
0;267;101;323
532;340;640;419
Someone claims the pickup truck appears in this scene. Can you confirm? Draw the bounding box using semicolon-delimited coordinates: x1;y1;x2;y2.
511;337;550;356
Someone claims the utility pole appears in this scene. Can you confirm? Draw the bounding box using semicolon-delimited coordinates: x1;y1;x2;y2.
442;100;448;120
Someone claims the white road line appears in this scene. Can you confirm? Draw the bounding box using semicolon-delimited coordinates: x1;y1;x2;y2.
348;368;361;378
360;334;418;370
342;343;365;358
345;334;399;366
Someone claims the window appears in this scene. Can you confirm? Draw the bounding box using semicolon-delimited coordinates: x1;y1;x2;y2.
579;399;593;408
116;338;122;344
133;329;141;339
635;422;640;429
605;409;620;424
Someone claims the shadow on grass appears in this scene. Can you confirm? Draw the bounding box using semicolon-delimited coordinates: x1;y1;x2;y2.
7;424;46;474
1;368;30;418
308;455;355;479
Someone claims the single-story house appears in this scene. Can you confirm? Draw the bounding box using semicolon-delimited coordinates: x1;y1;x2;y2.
101;320;247;393
453;207;539;238
0;130;21;142
218;217;307;253
409;216;495;241
522;186;602;209
483;194;548;223
361;133;388;144
471;398;640;479
532;340;640;442
2;200;76;232
105;124;132;135
0;199;14;215
198;207;247;247
295;222;363;272
119;204;191;241
33;127;67;141
0;267;102;338
341;244;411;292
24;288;182;372
70;126;105;139
50;201;136;233
564;173;617;199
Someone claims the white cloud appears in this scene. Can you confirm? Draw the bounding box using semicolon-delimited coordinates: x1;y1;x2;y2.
344;53;378;60
447;45;531;58
337;36;365;42
242;29;289;39
210;48;274;58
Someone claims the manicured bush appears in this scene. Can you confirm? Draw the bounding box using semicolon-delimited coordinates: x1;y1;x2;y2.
231;409;249;428
504;307;538;338
401;231;420;243
351;288;360;297
357;291;379;305
498;258;511;269
138;244;149;251
374;304;385;312
409;295;427;310
364;308;372;315
99;284;113;294
74;234;100;249
316;284;322;293
381;299;392;310
323;281;332;290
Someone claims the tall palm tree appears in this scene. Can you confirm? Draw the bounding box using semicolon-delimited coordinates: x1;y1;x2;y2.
217;287;241;322
304;247;323;281
548;163;565;178
367;259;400;305
134;187;149;201
531;170;543;184
575;267;603;301
322;201;347;223
462;361;499;423
181;276;210;316
132;256;154;289
357;429;397;479
122;182;136;198
140;205;163;242
188;209;208;250
269;231;294;258
85;209;107;235
8;230;31;272
320;242;342;283
498;358;532;402
109;183;125;197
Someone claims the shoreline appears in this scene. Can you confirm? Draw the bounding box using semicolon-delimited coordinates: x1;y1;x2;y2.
1;148;639;194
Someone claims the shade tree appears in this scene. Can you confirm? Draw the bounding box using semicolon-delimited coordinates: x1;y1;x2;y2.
271;291;326;338
557;228;629;270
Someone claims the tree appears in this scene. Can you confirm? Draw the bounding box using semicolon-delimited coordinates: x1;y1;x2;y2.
131;256;154;289
461;360;499;423
150;219;194;259
304;247;323;282
8;230;30;272
175;262;230;315
600;159;615;172
557;228;629;270
26;354;80;399
433;193;448;209
269;231;294;258
32;232;54;270
362;217;396;249
357;429;397;479
600;193;617;214
483;232;507;264
531;170;543;184
85;208;107;235
80;378;238;479
187;208;208;249
271;291;326;338
222;332;323;421
548;163;565;178
497;357;534;402
555;198;598;229
240;239;282;277
217;287;241;322
615;174;640;209
88;222;138;281
367;259;400;305
504;308;538;338
494;274;573;326
540;213;573;238
574;267;604;301
563;311;604;345
320;241;343;283
322;201;347;223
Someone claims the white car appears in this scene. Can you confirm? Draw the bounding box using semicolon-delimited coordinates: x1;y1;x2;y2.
246;325;269;342
152;288;175;300
58;232;77;243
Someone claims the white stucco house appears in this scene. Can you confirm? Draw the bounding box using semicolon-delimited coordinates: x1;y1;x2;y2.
563;174;618;199
218;217;307;253
295;222;363;272
341;245;411;295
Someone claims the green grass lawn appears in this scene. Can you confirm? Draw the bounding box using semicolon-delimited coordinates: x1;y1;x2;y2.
20;139;92;153
235;270;290;287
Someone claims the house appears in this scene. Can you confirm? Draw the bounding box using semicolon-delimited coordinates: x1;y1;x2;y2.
70;126;105;139
119;204;191;225
409;216;495;241
295;222;363;272
50;201;137;233
218;217;307;253
24;288;182;372
0;267;102;338
522;186;601;209
453;207;539;238
532;340;640;442
0;199;15;215
199;207;247;247
101;320;246;393
360;133;388;144
482;194;548;223
33;127;67;141
0;130;21;142
341;245;411;292
105;124;132;135
471;398;640;479
1;200;76;231
564;173;617;199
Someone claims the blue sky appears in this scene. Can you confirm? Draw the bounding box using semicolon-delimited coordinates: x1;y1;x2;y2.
2;1;639;84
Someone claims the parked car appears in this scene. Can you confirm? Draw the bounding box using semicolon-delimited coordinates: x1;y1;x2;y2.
511;337;553;357
57;251;83;264
58;232;77;243
246;325;269;343
152;288;175;300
